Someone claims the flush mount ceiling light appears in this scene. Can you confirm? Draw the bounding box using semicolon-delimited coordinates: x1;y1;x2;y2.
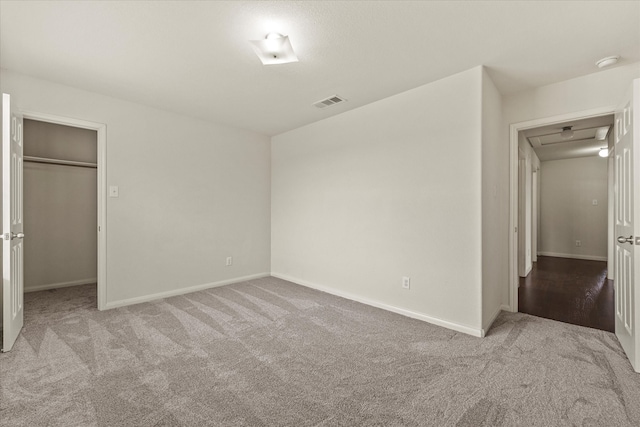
599;147;609;157
560;126;574;140
250;32;298;65
596;55;620;69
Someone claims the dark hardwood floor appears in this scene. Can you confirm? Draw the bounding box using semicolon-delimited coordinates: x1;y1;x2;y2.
518;256;614;332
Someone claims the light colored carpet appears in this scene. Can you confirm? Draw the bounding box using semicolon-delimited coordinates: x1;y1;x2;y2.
1;277;639;426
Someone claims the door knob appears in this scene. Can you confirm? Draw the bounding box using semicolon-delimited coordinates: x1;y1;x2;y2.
617;235;634;244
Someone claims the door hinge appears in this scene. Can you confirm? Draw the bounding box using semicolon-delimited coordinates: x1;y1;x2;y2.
515;227;518;233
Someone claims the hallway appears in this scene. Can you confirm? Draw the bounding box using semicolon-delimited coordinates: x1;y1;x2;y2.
518;256;614;332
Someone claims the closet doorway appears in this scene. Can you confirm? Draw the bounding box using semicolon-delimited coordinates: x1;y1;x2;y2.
20;114;106;310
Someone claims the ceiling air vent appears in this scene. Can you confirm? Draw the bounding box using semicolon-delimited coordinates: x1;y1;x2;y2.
313;94;347;109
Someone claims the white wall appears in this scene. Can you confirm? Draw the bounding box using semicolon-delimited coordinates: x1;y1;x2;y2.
272;67;485;335
504;63;640;125
1;69;271;307
539;156;608;260
23;119;97;291
481;68;507;330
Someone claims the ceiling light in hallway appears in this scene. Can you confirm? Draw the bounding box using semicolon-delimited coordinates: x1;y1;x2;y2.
560;126;574;140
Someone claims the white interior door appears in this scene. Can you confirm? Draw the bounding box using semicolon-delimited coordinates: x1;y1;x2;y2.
614;79;640;372
2;93;24;352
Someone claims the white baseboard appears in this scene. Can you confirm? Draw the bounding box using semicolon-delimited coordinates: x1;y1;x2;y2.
25;278;97;293
538;252;607;262
103;272;271;310
271;272;483;338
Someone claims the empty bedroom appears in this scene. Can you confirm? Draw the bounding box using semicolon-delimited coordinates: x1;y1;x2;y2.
1;1;640;426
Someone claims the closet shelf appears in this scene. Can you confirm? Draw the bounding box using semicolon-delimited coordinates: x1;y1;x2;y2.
24;156;97;169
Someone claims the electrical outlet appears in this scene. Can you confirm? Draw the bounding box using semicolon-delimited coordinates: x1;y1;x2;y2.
402;276;410;289
225;257;233;266
575;240;581;247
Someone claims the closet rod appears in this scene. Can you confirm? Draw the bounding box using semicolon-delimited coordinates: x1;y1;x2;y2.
23;156;97;169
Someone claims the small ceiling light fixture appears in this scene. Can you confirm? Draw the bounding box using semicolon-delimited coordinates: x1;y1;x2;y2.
560;126;574;140
250;32;298;65
599;147;609;157
596;55;620;69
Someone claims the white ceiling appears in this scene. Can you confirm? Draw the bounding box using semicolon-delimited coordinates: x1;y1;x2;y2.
523;115;614;162
1;1;639;136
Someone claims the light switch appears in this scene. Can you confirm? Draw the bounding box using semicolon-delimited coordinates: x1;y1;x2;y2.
109;186;119;198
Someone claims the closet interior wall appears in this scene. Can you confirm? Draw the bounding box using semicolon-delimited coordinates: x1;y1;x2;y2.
23;119;97;292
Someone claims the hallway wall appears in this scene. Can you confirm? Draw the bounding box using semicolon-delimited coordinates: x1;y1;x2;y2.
539;156;608;260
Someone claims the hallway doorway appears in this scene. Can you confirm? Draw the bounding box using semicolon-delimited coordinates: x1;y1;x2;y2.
512;112;615;333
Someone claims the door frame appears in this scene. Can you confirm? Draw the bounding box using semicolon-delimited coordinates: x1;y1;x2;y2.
517;151;526;277
508;105;616;312
532;167;538;264
21;111;107;310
